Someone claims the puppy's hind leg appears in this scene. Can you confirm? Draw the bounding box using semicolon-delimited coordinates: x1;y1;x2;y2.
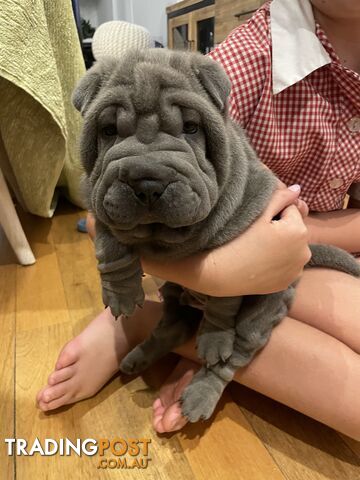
120;282;201;375
231;288;295;368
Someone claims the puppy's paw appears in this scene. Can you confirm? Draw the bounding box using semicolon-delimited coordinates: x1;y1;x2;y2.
180;374;221;422
120;346;150;375
103;286;145;318
197;329;234;366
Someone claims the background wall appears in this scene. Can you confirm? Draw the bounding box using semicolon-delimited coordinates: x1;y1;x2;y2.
79;0;177;46
131;0;172;45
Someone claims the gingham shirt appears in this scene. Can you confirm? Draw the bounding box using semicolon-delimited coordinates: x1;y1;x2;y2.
208;0;360;212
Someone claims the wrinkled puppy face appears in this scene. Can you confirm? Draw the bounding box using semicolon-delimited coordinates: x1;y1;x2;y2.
73;49;231;245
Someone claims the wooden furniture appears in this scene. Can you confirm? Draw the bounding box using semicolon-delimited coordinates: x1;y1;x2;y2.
0;129;34;266
0;169;35;265
0;167;35;265
167;0;266;50
167;0;215;53
215;0;265;44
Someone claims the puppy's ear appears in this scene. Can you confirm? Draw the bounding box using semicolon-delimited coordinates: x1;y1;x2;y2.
72;57;117;115
191;55;231;113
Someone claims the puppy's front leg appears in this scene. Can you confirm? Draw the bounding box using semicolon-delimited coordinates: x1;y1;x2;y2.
197;296;243;366
95;220;144;318
181;361;236;422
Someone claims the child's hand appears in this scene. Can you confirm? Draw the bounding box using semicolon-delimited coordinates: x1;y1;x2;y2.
200;185;311;296
276;180;309;218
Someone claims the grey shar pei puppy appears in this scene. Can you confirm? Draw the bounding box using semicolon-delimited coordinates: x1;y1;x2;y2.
73;49;360;422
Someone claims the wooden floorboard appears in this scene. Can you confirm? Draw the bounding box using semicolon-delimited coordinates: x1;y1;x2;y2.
0;258;16;480
229;383;360;480
1;201;359;479
50;205;103;331
179;391;286;480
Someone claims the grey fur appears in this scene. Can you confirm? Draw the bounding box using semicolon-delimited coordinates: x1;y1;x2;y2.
73;49;360;422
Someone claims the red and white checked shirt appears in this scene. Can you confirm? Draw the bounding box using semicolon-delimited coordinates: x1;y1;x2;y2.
208;0;360;212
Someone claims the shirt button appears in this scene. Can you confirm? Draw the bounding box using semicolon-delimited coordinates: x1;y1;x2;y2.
329;178;344;189
347;117;360;132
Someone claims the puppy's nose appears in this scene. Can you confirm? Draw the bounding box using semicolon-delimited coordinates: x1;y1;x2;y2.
129;178;165;206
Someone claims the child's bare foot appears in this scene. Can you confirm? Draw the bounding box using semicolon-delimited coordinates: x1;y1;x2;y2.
152;358;200;433
36;307;139;411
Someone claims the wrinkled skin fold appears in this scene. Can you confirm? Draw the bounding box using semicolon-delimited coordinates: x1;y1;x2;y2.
73;49;360;422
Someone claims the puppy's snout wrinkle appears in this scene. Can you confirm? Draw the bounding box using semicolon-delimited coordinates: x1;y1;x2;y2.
129;178;166;207
136;114;159;144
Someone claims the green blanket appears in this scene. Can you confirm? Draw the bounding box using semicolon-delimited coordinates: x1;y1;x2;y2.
0;0;86;217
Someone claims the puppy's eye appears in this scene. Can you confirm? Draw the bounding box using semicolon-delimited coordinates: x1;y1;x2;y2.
183;122;198;135
102;125;117;136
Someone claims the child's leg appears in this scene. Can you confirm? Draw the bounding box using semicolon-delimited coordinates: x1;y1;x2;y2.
289;267;360;352
161;315;359;439
154;267;360;437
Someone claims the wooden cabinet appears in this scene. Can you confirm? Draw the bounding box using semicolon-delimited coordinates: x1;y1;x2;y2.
167;0;266;50
167;0;215;53
215;0;265;44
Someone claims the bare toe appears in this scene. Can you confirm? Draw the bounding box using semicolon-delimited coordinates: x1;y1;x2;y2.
152;399;166;432
36;387;47;406
152;397;163;412
159;358;199;406
154;401;187;433
41;382;70;404
55;341;80;370
152;357;200;433
39;393;71;412
48;366;75;385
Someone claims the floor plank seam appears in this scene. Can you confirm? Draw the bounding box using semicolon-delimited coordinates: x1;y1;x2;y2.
53;239;74;332
239;407;290;480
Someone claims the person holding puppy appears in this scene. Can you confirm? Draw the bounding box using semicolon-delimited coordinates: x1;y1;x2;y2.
37;0;360;439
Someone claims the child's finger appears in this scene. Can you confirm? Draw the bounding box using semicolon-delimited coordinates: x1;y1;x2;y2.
263;184;301;221
296;199;309;218
279;203;305;223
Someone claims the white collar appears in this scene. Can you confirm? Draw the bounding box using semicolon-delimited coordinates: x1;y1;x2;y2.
270;0;331;94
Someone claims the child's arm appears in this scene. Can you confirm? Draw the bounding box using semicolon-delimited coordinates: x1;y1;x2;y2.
305;209;360;253
142;187;310;297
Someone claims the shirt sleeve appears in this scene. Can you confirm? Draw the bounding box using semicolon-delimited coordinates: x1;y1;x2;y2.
207;11;270;129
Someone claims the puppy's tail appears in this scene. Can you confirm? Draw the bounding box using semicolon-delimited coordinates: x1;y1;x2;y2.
307;244;360;277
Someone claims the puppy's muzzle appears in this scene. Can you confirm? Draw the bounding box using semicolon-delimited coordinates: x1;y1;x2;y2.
129;178;166;207
102;175;170;225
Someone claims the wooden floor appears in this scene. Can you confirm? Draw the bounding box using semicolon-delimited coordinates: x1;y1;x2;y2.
1;201;359;479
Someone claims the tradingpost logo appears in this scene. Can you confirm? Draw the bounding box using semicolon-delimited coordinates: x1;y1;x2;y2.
4;437;152;469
